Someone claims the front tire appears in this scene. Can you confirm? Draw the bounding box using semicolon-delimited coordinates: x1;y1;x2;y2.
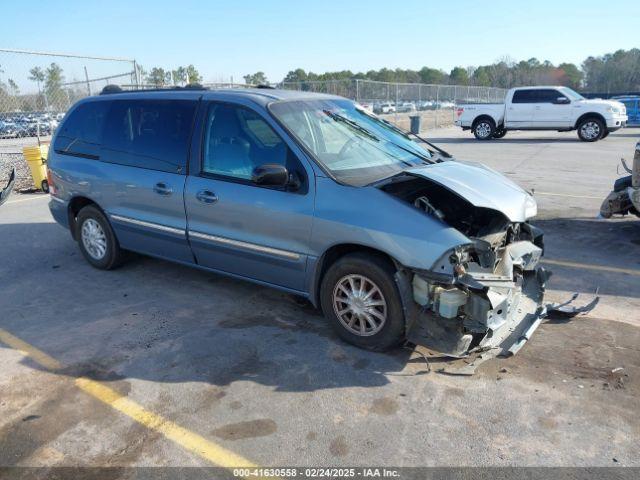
76;205;125;270
320;253;405;351
577;117;604;142
473;118;495;140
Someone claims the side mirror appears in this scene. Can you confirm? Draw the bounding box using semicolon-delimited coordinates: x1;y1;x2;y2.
252;164;289;188
554;96;570;105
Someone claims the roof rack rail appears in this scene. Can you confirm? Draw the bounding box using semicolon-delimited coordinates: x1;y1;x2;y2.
256;84;275;89
100;83;209;95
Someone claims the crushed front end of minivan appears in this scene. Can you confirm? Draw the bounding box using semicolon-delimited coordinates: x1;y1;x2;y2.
378;161;595;372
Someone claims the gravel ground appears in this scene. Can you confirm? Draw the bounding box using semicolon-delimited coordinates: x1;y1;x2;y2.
0;136;52;192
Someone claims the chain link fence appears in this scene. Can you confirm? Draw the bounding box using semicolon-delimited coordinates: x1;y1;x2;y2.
0;48;138;190
280;79;506;131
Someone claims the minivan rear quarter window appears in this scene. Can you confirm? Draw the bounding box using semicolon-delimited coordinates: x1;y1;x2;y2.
54;101;109;159
102;99;196;173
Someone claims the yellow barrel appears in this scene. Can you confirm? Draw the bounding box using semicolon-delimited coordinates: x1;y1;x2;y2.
23;144;49;192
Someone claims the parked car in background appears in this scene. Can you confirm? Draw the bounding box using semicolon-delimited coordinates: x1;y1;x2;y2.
375;102;396;114
0;121;19;139
417;101;435;110
613;96;639;127
455;86;628;141
47;86;553;357
396;102;416;113
357;102;374;113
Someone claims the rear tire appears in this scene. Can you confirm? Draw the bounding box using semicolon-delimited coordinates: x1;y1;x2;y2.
320;253;405;351
577;117;604;142
473;118;495;140
76;205;125;270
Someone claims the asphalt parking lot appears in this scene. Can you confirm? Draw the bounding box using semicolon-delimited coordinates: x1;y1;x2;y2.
1;127;639;474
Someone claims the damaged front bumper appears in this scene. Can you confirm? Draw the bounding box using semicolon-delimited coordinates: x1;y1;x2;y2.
400;234;597;366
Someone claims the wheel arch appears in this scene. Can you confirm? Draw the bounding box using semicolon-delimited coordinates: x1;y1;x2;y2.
309;243;399;307
472;114;497;129
574;112;606;130
67;196;105;240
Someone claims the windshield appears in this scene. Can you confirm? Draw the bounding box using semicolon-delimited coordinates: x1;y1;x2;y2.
559;87;585;101
270;98;434;186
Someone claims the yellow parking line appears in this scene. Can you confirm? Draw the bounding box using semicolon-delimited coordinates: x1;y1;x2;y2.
0;328;258;469
543;258;640;277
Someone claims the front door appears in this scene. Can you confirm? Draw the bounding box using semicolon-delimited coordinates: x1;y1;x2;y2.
531;89;573;128
184;101;315;291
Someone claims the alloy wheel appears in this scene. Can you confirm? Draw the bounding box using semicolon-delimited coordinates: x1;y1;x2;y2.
580;121;601;140
81;218;107;260
332;274;387;336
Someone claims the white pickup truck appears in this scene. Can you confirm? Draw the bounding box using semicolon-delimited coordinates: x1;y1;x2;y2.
455;86;628;141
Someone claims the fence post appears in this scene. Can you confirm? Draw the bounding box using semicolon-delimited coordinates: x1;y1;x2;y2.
133;60;140;88
435;85;439;129
84;66;91;95
453;85;457;122
395;83;399;124
355;79;359;103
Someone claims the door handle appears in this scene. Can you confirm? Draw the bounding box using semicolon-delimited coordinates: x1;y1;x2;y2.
196;190;218;204
153;182;173;196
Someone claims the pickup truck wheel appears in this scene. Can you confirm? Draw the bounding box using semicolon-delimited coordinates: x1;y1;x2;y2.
320;253;405;351
492;127;507;139
601;129;610;139
473;119;495;140
76;205;125;270
577;118;604;142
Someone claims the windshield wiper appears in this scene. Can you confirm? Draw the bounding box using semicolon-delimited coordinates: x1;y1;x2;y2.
323;110;379;142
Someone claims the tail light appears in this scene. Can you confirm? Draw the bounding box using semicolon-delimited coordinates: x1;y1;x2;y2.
46;167;56;195
456;107;464;118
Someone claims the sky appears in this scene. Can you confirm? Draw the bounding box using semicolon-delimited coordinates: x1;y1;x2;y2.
1;0;639;87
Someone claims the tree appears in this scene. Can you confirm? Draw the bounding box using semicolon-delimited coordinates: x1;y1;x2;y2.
29;67;47;110
186;65;202;84
136;64;148;84
172;66;187;85
8;79;19;95
148;67;167;87
283;68;308;83
45;63;65;110
243;71;268;85
449;67;469;85
557;63;583;89
582;49;640;92
418;67;447;84
471;66;491;86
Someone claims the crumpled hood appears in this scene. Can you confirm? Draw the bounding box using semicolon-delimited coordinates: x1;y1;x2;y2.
406;161;537;222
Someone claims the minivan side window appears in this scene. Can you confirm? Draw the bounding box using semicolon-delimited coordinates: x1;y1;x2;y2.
102;99;196;173
54;101;109;159
202;103;306;191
